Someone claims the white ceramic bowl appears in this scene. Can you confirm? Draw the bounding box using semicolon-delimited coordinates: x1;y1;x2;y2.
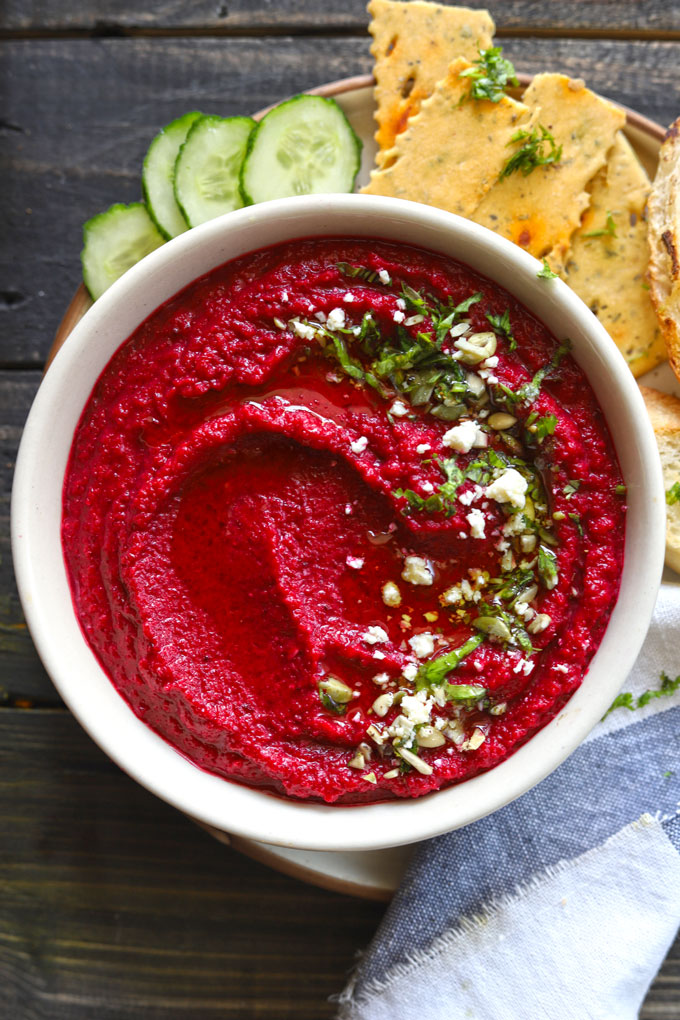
12;194;665;851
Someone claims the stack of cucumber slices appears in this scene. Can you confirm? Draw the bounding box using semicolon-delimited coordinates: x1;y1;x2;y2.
82;95;362;301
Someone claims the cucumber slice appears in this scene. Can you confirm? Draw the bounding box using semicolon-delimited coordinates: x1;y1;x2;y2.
81;202;165;300
240;95;362;205
142;111;203;239
174;115;255;227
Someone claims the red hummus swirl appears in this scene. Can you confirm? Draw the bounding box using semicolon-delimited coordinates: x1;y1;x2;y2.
62;238;625;803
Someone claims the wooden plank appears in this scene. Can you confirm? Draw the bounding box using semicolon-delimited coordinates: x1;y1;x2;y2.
0;707;676;1016
1;0;678;35
2;35;680;366
0;708;382;1019
0;372;59;704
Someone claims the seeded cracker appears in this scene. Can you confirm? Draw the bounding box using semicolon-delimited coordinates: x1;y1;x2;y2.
562;132;665;378
647;116;680;382
470;74;626;272
361;57;533;215
368;0;494;168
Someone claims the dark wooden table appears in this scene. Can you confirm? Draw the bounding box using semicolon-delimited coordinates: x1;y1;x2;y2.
3;3;680;1016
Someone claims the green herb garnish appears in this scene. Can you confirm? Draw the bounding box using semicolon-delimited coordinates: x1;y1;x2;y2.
415;634;484;690
537;545;558;589
445;683;488;703
568;512;584;536
534;414;557;441
516;339;571;405
486;308;516;350
459;46;519;103
582;211;617;240
537;259;558;280
563;479;580;499
666;482;680;506
336;262;379;283
614;484;627;496
603;671;680;719
501;125;563;180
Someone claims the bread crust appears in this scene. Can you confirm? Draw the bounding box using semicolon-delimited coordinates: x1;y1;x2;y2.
647;118;680;381
640;384;680;574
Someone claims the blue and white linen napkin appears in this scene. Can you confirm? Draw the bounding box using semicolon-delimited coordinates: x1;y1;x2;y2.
338;582;680;1020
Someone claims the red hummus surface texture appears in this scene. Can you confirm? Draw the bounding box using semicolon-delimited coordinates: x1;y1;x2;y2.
62;238;625;804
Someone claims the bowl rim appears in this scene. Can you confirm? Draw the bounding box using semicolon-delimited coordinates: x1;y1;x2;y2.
11;193;665;851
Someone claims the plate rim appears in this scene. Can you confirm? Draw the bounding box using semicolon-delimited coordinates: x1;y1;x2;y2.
46;72;667;903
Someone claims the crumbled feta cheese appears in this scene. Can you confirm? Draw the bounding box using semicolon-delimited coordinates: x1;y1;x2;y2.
363;625;389;645
390;399;410;417
326;307;346;331
441;585;462;605
421;481;434;494
442;419;479;453
281;290;289;303
381;581;402;607
553;663;569;674
400;690;434;726
528;613;551;634
373;650;386;660
503;513;527;536
342;291;354;303
408;632;435;658
392;309;405;323
485;468;528;509
401;555;434;586
290;319;317;341
482;355;499;368
396;297;406;309
346;555;364;570
378;268;391;285
350;436;368;454
344;503;353;515
401;662;419;682
373;672;390;686
314;310;327;323
466;508;486;539
416;443;431;455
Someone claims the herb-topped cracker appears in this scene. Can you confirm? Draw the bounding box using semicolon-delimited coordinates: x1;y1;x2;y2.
563;132;665;378
470;74;626;271
361;57;533;216
368;0;494;167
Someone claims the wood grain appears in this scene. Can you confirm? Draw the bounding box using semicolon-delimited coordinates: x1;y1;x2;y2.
0;709;383;1019
0;372;58;704
0;707;675;1017
2;36;680;365
1;0;679;35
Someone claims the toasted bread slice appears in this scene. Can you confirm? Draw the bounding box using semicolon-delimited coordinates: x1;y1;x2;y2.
563;132;666;378
361;57;533;216
640;384;680;573
367;0;494;167
647;117;680;382
470;74;626;272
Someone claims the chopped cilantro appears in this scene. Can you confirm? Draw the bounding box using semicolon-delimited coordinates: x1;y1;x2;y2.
568;511;584;536
486;308;516;350
614;484;627;496
516;339;571;405
537;259;558;280
534;414;557;441
537;545;558;589
666;482;680;506
445;682;488;703
664;771;674;779
501;125;563;180
452;292;483;316
459;46;519;103
415;634;484;690
603;671;680;719
394;487;444;513
563;479;580;499
336;262;379;283
582;211;618;240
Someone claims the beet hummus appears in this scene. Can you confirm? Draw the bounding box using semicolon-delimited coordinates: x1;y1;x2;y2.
62;237;625;804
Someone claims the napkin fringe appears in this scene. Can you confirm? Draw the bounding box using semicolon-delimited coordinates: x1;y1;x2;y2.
335;813;661;1019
